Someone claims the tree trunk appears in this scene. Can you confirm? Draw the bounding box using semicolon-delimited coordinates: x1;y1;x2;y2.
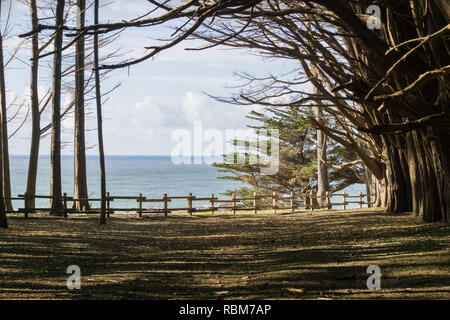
364;168;376;208
0;1;8;228
50;0;65;214
0;28;12;212
318;0;449;223
380;128;449;222
0;196;6;227
315;104;328;207
0;154;6;226
414;129;449;222
25;0;40;210
94;0;107;225
383;139;410;213
73;0;89;211
0;124;5;227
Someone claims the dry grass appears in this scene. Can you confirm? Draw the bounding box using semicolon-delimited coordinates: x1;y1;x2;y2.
0;208;449;299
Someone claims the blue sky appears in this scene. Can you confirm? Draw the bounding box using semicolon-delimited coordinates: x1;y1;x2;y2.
4;0;297;156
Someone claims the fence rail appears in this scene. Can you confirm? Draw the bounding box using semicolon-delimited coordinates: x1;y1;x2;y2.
6;191;376;218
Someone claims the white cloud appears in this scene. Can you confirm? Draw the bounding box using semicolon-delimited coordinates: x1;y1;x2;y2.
181;92;210;123
62;116;74;130
133;96;168;127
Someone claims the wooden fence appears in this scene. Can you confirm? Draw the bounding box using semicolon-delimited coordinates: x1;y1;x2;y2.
6;191;376;218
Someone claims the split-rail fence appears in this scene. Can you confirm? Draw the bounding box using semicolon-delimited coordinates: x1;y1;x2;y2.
6;191;376;218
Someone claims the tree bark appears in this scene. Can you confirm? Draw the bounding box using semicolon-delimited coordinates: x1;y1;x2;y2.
50;0;65;214
73;0;90;211
0;0;8;227
0;24;12;212
0;152;6;226
94;0;107;225
329;0;450;222
25;0;40;210
315;102;328;207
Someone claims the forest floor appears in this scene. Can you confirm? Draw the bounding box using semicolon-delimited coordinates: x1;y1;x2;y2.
0;208;449;299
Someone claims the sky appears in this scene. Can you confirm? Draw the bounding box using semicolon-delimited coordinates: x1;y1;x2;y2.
4;0;298;156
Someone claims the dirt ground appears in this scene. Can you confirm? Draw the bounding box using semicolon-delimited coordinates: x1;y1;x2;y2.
0;208;449;299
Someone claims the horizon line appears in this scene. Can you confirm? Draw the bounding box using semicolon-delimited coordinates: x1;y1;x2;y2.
10;154;225;157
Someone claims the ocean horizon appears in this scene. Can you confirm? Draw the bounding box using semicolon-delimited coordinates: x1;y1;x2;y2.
9;155;366;210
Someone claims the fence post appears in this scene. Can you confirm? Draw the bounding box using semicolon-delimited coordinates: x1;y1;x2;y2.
232;193;236;215
138;193;143;218
253;191;257;214
290;191;295;213
359;192;363;209
106;192;111;218
163;194;168;217
343;192;347;210
272;191;277;214
326;191;332;210
310;190;314;211
24;192;29;219
188;193;193;216
210;193;215;216
63;193;68;219
303;193;308;210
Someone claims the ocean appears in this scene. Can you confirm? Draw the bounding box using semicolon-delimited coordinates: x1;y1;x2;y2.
9;155;367;211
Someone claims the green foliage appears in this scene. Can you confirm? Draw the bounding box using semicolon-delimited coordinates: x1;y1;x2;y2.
215;104;365;196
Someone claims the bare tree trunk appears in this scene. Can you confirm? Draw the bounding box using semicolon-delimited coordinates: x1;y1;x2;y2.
50;0;65;214
25;0;40;210
94;0;107;225
0;108;5;226
0;1;8;227
0;153;6;227
73;0;89;211
364;169;374;208
0;197;6;228
0;24;12;212
314;94;328;208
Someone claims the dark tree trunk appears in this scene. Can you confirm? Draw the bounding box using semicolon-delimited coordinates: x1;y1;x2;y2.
50;0;65;214
0;167;6;226
0;129;6;227
416;129;449;222
0;29;12;212
380;128;449;222
0;1;8;228
383;141;411;213
25;0;40;210
328;0;450;223
94;0;107;225
73;0;90;211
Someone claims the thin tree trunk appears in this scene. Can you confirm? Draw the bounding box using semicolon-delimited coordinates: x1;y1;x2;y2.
0;196;6;227
50;0;65;214
314;96;328;207
0;1;8;228
73;0;89;211
94;0;107;225
0;24;12;212
0;110;5;227
25;0;40;210
0;152;6;226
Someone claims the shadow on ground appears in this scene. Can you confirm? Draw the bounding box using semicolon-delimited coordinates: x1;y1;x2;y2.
1;209;449;299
